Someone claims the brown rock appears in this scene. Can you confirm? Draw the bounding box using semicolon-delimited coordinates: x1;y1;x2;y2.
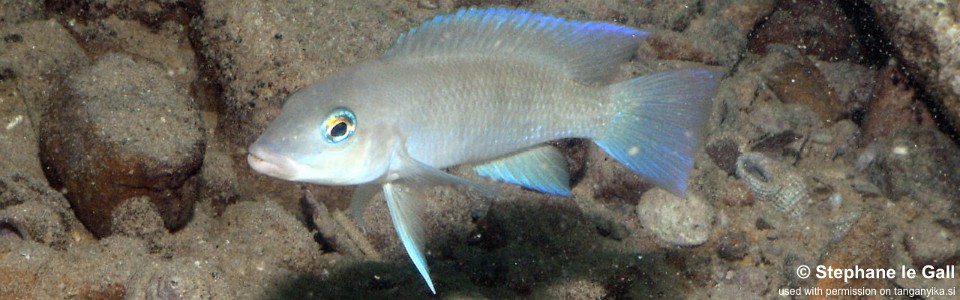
718;180;754;207
647;31;719;65
591;149;651;203
866;0;960;136
706;137;741;175
813;212;892;299
549;138;589;184
763;56;843;122
814;60;878;110
748;0;860;62
46;0;193;27
861;65;936;145
199;147;240;216
864;127;960;203
717;231;750;261
0;266;38;299
903;216;960;266
79;283;127;300
39;53;205;237
110;196;167;243
716;0;777;33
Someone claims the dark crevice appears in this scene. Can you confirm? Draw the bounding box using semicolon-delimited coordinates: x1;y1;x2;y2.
837;0;895;66
839;0;960;145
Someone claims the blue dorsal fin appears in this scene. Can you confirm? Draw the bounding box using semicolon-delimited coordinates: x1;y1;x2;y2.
474;145;572;196
382;7;648;84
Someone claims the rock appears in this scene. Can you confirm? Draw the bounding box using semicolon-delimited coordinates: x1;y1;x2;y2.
110;196;167;245
127;259;215;300
590;145;651;203
549;139;590;185
903;215;960;266
0;0;46;24
861;64;936;145
647;30;723;66
709;284;764;300
866;0;960;133
682;17;749;67
706;137;741;175
199;147;240;216
728;266;769;295
816;212;892;294
637;189;714;246
0;19;91;121
69;15;198;86
748;0;860;62
863;127;960;202
0;266;39;299
39;53;205;237
713;0;776;34
814;60;877;111
762;55;843;122
710;266;769;299
0;134;79;249
46;0;191;26
216;200;321;272
717;231;750;261
195;0;425;146
0;201;68;248
717;180;754;207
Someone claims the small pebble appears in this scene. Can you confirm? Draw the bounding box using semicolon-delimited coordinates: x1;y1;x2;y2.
717;231;750;261
765;230;780;240
810;132;833;144
637;189;714;246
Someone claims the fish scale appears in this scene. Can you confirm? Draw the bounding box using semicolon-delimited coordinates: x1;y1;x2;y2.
370;57;606;167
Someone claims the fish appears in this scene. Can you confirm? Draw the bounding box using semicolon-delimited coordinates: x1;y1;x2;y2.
247;7;721;294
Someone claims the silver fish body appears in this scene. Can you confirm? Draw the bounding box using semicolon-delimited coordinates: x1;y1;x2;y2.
272;57;603;169
248;7;721;294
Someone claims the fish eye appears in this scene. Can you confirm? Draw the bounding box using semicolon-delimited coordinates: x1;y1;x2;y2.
323;108;356;144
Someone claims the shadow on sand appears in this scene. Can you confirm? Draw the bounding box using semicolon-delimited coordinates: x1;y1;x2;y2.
266;199;690;299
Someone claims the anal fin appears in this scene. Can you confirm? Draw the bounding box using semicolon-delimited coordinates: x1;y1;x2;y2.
474;145;572;196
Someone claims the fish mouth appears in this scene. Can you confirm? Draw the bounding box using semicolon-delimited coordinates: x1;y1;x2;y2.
247;144;300;180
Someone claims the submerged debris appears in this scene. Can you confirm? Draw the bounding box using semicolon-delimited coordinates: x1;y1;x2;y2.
303;191;381;261
0;216;31;241
735;152;808;218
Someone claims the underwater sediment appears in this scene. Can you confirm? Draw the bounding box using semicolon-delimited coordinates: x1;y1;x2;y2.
1;0;958;298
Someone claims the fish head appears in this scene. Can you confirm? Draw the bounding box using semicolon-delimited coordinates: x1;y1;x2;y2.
247;76;396;185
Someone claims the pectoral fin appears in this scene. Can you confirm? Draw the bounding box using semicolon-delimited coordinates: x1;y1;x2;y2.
474;145;573;196
396;151;500;199
350;184;381;232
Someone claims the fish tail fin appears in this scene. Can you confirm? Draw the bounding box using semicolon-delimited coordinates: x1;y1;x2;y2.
594;69;722;196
